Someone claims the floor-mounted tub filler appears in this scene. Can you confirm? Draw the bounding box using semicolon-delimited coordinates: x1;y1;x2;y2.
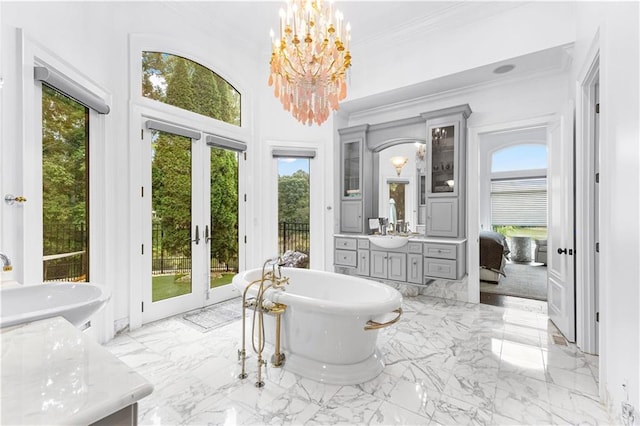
232;260;403;386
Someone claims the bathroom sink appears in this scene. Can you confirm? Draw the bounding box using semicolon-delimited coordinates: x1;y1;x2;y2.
0;282;110;329
367;235;410;249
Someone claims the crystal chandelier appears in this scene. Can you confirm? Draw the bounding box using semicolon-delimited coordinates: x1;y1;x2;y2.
268;0;352;126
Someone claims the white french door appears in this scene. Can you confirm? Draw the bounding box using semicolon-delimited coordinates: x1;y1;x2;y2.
141;123;209;323
139;120;243;323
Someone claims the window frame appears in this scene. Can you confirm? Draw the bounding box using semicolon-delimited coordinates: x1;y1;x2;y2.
129;34;251;147
18;31;110;340
128;35;249;329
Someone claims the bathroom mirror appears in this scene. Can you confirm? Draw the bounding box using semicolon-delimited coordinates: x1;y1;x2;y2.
375;142;427;233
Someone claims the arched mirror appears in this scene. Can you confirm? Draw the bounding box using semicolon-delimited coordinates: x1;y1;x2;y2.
374;141;426;233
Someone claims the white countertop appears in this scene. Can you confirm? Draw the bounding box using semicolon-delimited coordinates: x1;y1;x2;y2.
334;233;467;244
1;317;153;425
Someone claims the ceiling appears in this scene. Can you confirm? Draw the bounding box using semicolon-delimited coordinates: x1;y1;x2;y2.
169;1;572;114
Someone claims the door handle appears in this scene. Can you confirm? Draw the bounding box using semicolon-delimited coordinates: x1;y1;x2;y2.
193;225;200;245
205;225;212;243
557;248;574;255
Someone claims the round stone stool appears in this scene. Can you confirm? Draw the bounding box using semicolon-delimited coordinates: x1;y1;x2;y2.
510;236;532;262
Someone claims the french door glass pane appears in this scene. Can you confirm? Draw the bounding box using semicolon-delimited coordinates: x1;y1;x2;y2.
42;85;89;282
278;158;310;268
151;129;192;301
209;148;239;288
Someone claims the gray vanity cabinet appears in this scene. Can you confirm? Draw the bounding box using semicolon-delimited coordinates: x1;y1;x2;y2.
426;198;458;237
356;239;370;276
407;253;423;284
421;105;472;238
341;200;363;233
338;125;372;234
371;251;406;281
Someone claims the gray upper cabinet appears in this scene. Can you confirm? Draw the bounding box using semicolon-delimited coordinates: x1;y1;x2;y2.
421;105;472;238
337;105;471;241
338;125;372;234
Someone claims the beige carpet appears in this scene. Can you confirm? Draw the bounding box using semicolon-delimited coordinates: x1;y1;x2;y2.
481;262;547;301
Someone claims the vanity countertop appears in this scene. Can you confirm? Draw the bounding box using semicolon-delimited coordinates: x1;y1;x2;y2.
334;233;467;244
1;316;153;425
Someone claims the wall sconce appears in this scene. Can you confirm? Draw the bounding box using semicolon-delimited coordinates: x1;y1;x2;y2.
390;156;408;176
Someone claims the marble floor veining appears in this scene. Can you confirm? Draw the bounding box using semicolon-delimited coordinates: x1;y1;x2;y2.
105;295;614;425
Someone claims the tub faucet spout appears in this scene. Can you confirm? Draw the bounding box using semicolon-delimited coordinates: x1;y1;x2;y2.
0;252;12;271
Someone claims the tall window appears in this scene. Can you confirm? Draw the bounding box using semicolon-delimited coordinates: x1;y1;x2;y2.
42;85;89;282
142;52;241;126
491;144;547;238
278;158;310;268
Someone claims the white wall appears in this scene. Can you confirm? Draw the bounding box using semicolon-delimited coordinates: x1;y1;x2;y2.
572;1;640;416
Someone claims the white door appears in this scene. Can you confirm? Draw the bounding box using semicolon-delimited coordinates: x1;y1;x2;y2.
547;108;576;342
141;125;208;323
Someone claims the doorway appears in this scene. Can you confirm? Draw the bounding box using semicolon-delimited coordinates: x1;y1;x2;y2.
140;121;242;323
478;130;549;304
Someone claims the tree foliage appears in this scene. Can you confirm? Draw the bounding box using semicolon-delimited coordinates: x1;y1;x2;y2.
145;53;241;266
42;85;88;256
278;170;310;224
142;51;240;125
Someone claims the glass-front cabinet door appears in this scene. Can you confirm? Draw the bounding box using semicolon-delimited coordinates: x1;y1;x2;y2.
428;124;457;195
343;140;361;199
427;121;459;197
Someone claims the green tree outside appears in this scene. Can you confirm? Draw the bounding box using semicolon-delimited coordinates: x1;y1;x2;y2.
278;170;310;224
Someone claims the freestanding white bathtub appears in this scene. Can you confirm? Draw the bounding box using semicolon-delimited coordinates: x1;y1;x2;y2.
232;267;403;385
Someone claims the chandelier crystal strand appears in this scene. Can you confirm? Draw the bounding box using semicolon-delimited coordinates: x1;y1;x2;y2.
269;0;352;126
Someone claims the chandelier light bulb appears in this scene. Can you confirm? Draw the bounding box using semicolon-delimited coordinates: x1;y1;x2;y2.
268;0;352;126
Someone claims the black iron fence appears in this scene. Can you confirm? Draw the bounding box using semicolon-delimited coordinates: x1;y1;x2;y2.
151;223;237;275
42;223;239;280
43;223;87;281
279;221;310;255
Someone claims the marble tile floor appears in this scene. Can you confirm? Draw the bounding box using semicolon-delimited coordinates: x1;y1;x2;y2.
105;295;615;425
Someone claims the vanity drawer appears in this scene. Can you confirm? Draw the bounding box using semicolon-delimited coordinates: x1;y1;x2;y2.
423;243;457;260
357;239;370;249
335;238;357;251
335;249;357;267
407;242;422;254
424;258;456;280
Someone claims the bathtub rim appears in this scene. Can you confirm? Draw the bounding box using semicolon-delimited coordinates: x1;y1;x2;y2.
232;267;402;316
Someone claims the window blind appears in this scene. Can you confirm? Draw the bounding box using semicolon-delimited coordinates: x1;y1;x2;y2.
145;120;201;140
206;134;246;152
34;66;110;114
271;148;316;159
491;178;547;226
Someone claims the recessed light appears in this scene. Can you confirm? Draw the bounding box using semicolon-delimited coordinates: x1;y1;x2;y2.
493;64;516;74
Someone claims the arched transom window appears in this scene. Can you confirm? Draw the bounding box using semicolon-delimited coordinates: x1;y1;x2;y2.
142;52;241;126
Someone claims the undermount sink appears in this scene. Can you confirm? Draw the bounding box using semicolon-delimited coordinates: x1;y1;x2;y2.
367;235;410;249
0;282;111;329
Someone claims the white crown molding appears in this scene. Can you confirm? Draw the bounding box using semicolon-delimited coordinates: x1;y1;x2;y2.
351;2;529;50
345;65;570;123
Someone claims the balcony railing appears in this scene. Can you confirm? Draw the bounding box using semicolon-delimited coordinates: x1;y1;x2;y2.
279;221;309;256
